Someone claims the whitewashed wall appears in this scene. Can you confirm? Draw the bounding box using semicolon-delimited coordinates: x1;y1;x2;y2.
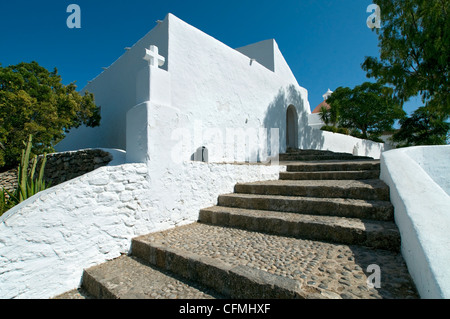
0;151;283;299
166;14;310;157
55;17;169;152
381;145;450;298
299;129;385;159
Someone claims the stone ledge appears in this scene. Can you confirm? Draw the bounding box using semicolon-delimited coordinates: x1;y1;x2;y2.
131;235;326;299
1;149;113;192
217;193;394;221
42;149;113;187
198;206;400;252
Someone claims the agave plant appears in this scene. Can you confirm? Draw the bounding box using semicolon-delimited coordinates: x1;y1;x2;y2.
17;135;49;202
0;189;14;216
0;135;50;216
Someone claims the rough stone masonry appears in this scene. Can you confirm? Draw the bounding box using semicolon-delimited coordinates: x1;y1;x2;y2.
0;149;112;193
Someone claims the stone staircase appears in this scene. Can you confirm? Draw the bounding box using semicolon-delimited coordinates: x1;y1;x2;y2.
279;148;373;162
56;149;418;299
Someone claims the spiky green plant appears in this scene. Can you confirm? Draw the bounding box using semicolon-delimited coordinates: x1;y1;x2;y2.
17;134;50;201
0;189;14;216
0;135;50;216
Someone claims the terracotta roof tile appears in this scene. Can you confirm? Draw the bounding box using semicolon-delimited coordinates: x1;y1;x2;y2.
312;101;330;114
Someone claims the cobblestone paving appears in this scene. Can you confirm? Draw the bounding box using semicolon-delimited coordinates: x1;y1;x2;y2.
54;288;92;299
142;223;418;299
55;255;223;299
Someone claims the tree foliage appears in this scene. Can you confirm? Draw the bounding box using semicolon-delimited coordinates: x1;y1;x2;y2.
362;0;449;116
0;61;101;169
325;82;405;139
319;105;331;126
392;106;450;146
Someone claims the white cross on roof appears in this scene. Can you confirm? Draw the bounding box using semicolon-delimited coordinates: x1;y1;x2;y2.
143;45;165;68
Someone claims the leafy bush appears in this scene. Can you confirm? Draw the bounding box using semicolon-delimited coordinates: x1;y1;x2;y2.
320;126;384;144
336;127;349;135
321;125;338;133
320;126;349;136
0;61;101;170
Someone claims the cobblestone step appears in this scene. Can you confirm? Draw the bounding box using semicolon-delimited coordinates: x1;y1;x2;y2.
284;149;372;156
218;193;394;221
79;255;223;299
130;232;326;299
280;154;373;161
131;223;418;299
280;149;374;161
280;170;380;180
53;288;92;299
285;148;337;155
285;161;380;172
234;179;390;201
198;206;400;251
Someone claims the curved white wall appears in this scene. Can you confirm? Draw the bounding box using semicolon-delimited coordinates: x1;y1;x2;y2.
380;145;450;298
0;161;151;299
298;128;385;159
0;149;282;299
404;146;450;195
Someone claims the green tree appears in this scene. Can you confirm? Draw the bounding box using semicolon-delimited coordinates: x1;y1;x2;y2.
326;82;405;139
0;61;101;169
392;106;450;147
362;0;449;116
319;105;331;126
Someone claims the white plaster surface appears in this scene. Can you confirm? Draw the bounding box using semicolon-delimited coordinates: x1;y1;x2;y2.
380;145;450;298
307;113;325;130
0;150;283;299
404;146;450;195
126;102;151;164
299;128;385;159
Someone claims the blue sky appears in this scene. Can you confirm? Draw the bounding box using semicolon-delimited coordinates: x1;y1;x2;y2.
0;0;420;115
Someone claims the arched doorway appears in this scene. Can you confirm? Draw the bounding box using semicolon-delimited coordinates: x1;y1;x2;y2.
286;105;298;149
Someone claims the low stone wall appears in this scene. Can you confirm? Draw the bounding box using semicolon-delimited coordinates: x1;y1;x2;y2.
0;149;113;193
42;149;113;187
0;169;18;193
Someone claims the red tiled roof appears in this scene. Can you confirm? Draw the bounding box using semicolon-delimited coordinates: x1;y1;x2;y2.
312;101;330;114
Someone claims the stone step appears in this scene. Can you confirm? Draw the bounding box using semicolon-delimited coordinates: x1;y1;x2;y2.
281;149;374;161
131;231;324;299
286;148;337;155
198;206;400;251
234;179;390;201
280;170;380;180
53;288;92;299
81;255;224;299
279;154;372;161
285;161;380;172
131;223;418;299
217;193;394;221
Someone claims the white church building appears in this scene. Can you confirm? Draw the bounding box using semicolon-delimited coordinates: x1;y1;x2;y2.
56;13;383;162
5;13;449;299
